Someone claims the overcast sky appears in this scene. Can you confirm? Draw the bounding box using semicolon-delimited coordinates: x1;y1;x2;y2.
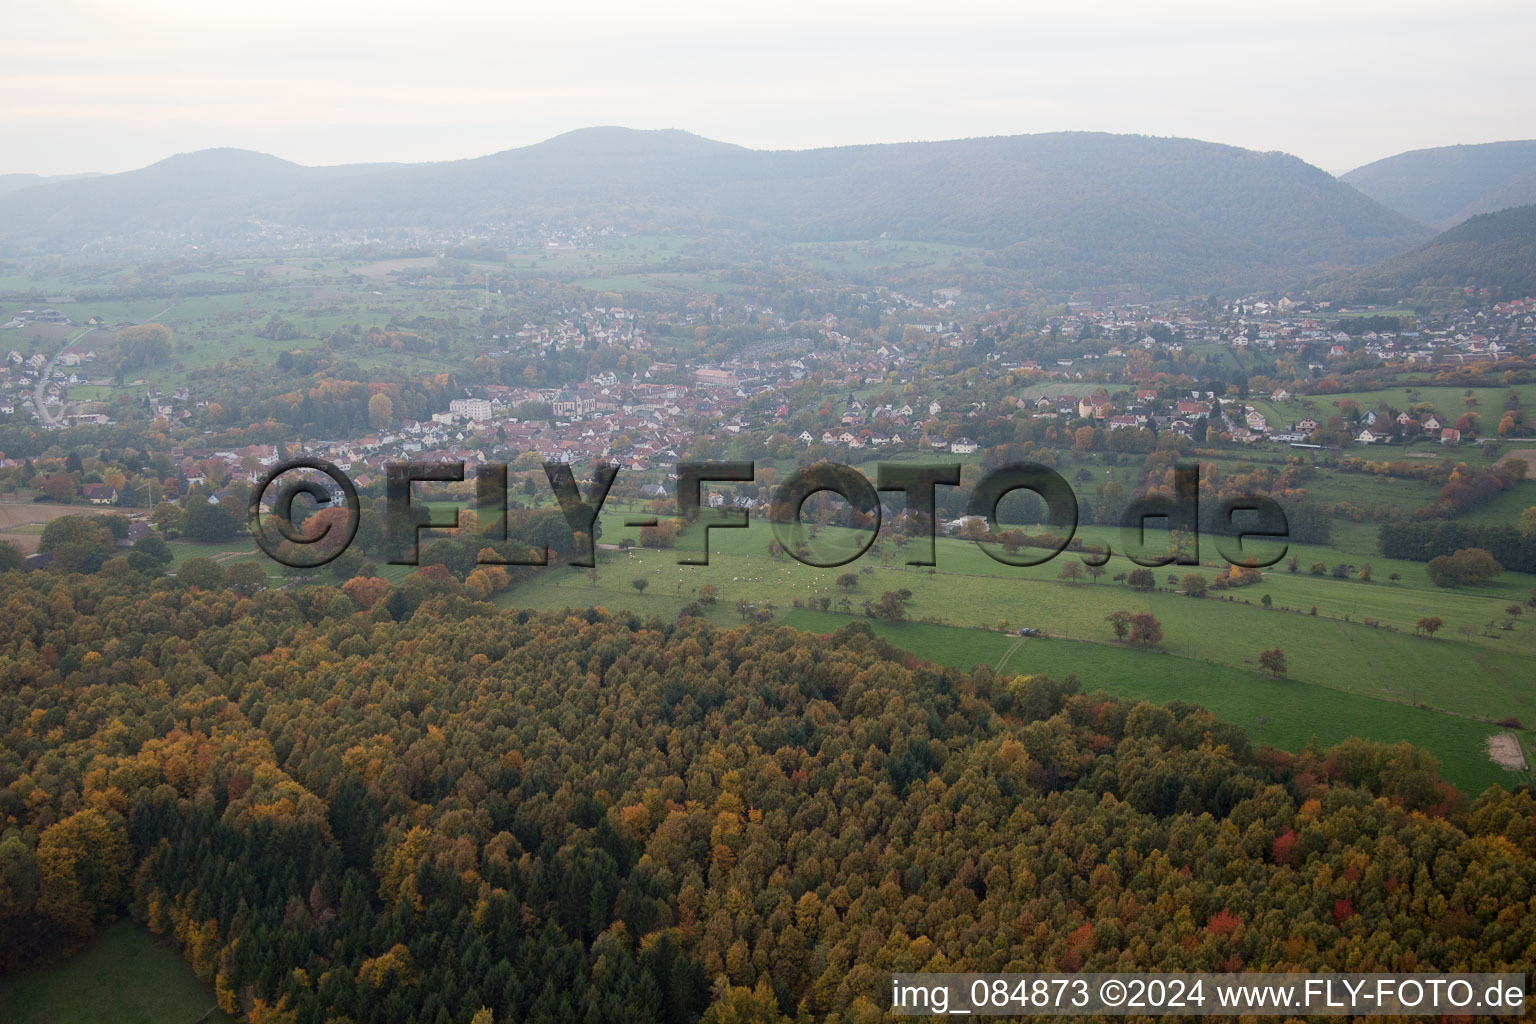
5;0;1532;177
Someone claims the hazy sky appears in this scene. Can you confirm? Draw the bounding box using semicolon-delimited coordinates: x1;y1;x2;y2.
6;0;1533;177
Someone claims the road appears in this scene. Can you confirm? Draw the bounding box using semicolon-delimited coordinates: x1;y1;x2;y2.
33;327;93;426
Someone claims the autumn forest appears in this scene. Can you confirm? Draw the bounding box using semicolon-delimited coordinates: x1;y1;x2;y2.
1;567;1533;1022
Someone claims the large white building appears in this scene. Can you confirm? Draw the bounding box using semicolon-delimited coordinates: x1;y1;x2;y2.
448;398;493;421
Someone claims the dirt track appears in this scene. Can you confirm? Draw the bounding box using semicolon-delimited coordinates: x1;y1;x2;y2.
1487;732;1529;772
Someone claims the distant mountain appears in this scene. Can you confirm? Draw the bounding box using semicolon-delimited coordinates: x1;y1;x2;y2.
0;128;1430;293
0;171;101;198
0;149;405;247
1328;203;1536;300
1342;141;1536;229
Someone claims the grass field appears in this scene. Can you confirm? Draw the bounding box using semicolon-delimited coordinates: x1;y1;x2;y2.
13;267;457;394
778;611;1527;795
0;920;232;1024
1264;383;1536;437
166;538;260;566
489;512;1536;793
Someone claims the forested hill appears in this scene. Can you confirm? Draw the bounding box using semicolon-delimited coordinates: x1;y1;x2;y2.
0;171;101;198
0;149;403;249
1328;203;1536;301
1342;140;1536;229
0;129;1430;293
2;567;1534;1023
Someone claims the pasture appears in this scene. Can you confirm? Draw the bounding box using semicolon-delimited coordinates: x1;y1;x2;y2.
778;611;1527;795
489;512;1536;792
0;920;232;1024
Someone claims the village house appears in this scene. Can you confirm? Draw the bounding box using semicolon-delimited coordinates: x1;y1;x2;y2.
1078;394;1111;419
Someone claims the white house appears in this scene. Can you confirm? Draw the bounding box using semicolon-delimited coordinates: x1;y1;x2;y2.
448;398;493;421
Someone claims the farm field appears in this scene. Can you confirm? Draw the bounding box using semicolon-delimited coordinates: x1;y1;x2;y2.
489;513;1536;791
0;920;232;1024
1;258;485;395
0;501;109;553
778;611;1528;795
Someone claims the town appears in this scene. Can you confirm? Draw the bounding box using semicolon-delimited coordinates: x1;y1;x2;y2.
5;283;1532;498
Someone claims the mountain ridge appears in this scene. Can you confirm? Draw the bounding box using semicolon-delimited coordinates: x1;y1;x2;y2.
0;171;102;199
0;127;1431;294
1342;140;1536;229
1326;202;1536;301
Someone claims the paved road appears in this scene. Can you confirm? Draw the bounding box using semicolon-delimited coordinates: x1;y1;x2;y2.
33;327;93;426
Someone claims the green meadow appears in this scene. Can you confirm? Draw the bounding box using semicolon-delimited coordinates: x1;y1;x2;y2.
0;920;232;1024
1259;383;1536;433
778;611;1527;796
488;512;1535;793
